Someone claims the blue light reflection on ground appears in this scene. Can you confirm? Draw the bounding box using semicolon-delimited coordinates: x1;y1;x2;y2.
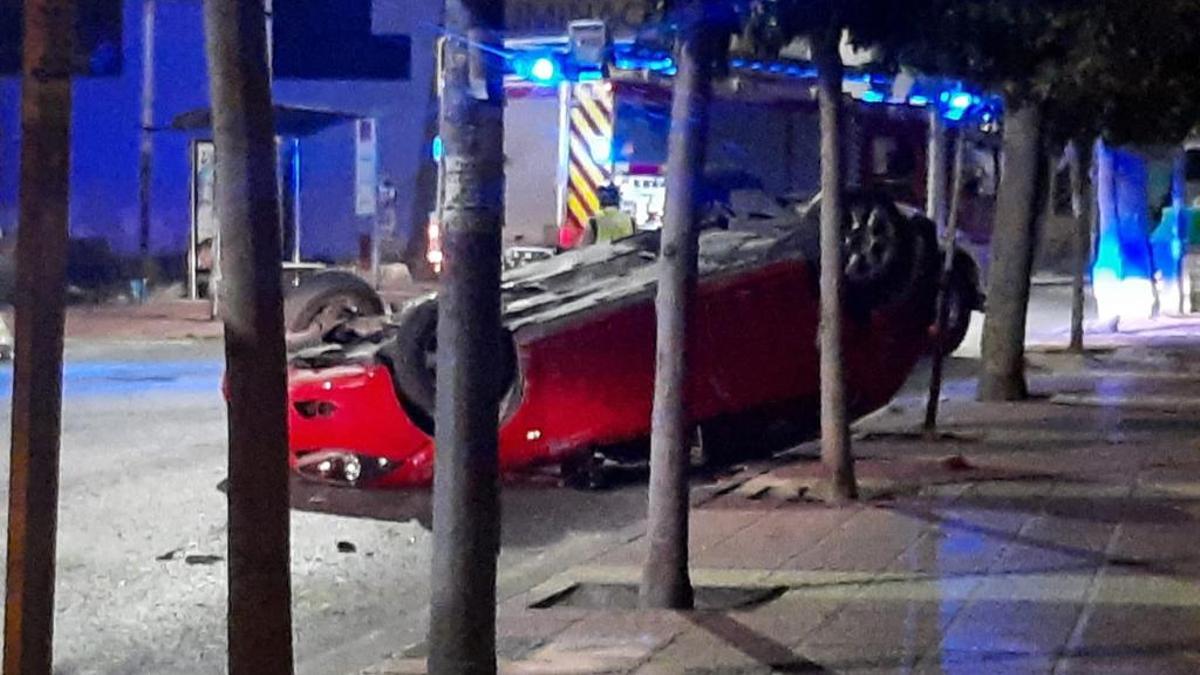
0;360;223;399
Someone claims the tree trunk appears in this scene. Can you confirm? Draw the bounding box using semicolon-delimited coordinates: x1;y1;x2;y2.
978;101;1044;402
427;0;506;671
814;31;856;501
926;110;948;230
1068;140;1090;351
923;129;967;435
202;2;294;673
3;2;74;672
639;15;722;611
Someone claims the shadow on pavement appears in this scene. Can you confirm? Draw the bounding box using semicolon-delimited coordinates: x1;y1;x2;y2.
281;474;652;549
688;612;829;673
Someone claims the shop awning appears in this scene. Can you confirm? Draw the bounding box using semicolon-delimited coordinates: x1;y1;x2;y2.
169;104;360;137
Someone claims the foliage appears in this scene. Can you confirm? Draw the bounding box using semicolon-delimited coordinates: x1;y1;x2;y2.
1048;0;1200;147
734;0;916;57
891;0;1200;147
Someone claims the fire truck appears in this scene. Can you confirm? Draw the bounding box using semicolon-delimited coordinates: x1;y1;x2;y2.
422;22;1000;274
285;18;997;355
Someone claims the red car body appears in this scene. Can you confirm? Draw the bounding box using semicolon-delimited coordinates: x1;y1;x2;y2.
285;202;938;489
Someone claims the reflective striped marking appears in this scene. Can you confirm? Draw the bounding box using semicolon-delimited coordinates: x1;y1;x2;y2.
563;82;615;245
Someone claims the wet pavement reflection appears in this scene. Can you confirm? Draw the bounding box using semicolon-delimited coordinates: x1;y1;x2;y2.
442;342;1200;674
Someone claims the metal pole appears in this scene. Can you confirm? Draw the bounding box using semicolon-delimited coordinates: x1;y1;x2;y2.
371;204;382;289
555;80;572;235
291;138;301;264
138;0;156;301
926;109;948;229
264;0;273;79
4;1;75;672
188;141;199;300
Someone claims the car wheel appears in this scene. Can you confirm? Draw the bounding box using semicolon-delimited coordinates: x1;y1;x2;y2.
936;268;974;356
843;198;898;284
561;451;609;490
881;213;939;315
695;416;776;468
803;192;918;309
379;298;517;424
284;271;385;335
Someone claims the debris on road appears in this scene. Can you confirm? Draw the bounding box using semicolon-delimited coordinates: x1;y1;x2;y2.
183;554;224;566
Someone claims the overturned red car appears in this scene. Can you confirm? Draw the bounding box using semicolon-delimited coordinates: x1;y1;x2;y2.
282;192;968;489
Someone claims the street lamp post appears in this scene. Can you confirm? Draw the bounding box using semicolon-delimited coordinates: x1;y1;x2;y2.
138;0;156;302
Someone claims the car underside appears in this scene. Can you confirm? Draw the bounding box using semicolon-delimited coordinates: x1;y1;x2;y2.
279;192;973;489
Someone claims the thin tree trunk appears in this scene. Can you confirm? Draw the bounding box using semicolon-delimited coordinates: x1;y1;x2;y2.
427;0;506;670
202;1;294;673
923;130;967;435
978;101;1045;401
815;29;856;501
3;2;74;672
926;110;948;230
1068;140;1089;351
640;15;722;611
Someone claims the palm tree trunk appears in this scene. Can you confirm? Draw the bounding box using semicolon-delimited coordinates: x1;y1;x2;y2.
639;14;723;611
202;1;293;673
427;0;506;670
815;29;856;501
924;129;967;434
4;2;74;672
978;101;1045;402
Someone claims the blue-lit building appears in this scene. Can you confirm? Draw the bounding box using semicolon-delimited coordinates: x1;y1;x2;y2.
0;0;439;268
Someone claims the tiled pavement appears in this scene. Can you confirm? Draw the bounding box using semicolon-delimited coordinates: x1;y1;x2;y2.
372;334;1200;674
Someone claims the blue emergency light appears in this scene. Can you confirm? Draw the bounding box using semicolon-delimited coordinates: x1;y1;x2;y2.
510;52;564;86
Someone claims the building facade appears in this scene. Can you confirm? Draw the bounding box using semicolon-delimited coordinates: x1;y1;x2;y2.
0;0;439;268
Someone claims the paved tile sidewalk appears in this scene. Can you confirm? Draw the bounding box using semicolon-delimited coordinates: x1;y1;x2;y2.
372;332;1200;674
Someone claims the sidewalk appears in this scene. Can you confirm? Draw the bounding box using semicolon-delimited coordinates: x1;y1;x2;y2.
371;326;1200;674
62;299;224;341
49;269;437;343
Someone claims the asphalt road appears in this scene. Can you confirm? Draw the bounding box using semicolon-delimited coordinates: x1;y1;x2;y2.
0;340;656;675
0;285;1080;674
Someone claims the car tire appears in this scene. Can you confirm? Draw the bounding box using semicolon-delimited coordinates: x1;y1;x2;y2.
284;271;385;334
695;416;777;468
803;192;919;310
881;213;939;314
937;266;974;356
382;299;440;417
561;451;610;490
379;298;517;424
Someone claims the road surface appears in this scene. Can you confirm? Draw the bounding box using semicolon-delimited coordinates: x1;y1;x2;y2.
0;286;1080;674
0;340;656;674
